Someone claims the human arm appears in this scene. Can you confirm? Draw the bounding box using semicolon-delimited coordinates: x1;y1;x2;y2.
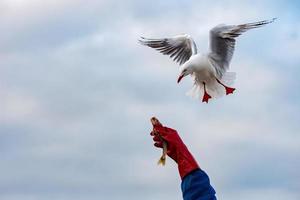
151;117;217;200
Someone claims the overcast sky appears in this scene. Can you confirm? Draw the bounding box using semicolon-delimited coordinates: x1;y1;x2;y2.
0;0;300;200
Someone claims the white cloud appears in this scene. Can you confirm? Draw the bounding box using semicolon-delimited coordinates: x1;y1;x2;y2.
0;87;41;123
0;0;299;199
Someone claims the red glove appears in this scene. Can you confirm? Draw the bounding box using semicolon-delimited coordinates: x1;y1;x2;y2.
151;124;199;179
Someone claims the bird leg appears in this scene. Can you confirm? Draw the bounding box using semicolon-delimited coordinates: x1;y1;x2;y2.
216;79;235;95
202;82;212;103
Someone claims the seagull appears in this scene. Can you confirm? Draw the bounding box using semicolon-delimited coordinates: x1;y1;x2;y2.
139;18;276;103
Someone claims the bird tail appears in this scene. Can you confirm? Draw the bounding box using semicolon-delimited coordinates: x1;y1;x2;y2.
186;83;204;99
221;72;236;85
186;72;236;100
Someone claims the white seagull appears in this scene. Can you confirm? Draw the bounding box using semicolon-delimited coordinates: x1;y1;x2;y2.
139;18;276;103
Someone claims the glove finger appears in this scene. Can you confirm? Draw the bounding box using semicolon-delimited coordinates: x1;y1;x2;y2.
152;135;162;142
154;141;163;148
153;126;169;137
154;126;178;139
150;131;155;136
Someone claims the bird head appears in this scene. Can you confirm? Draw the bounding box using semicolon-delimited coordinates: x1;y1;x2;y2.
177;65;193;84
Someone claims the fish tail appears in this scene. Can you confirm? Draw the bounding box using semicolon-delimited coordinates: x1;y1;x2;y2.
157;155;166;166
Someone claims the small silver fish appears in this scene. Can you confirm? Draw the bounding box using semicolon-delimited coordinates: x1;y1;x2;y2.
151;117;168;166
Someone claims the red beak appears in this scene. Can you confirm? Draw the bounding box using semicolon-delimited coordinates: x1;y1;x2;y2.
177;74;184;83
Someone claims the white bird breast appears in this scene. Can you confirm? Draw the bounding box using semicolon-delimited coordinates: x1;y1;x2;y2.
187;54;216;81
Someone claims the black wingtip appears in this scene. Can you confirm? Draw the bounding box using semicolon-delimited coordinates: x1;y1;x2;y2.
263;18;277;25
271;17;277;22
259;18;277;25
138;36;146;45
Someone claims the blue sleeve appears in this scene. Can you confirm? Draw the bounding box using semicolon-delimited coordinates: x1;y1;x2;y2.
181;169;217;200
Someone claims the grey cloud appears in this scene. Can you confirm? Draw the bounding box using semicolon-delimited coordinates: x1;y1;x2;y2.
1;0;300;200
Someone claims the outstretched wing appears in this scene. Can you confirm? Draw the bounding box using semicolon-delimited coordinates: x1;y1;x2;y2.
208;18;276;78
139;34;197;65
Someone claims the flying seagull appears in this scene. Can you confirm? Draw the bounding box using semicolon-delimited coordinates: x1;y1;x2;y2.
139;18;276;103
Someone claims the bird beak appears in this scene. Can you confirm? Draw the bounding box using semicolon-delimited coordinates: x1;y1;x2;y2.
177;73;185;83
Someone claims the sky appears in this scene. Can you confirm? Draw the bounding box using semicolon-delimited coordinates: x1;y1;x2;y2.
0;0;300;199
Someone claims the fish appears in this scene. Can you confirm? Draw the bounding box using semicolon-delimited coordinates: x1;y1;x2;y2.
151;117;168;166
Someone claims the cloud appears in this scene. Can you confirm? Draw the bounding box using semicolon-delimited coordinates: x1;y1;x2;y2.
0;0;299;200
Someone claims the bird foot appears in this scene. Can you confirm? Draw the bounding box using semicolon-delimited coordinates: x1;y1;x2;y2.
225;86;236;95
202;91;212;103
216;78;235;95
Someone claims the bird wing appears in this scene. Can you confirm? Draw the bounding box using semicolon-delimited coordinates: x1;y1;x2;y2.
208;18;276;78
139;34;197;65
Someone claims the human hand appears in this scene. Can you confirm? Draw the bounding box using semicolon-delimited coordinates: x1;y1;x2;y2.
150;117;199;179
